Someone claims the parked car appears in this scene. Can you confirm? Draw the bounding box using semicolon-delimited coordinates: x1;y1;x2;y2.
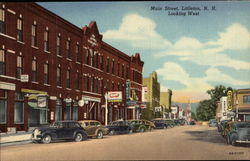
208;119;218;127
189;120;196;125
31;120;88;144
173;119;181;126
179;119;187;126
128;119;155;132
165;119;175;128
217;120;230;132
78;120;108;139
106;120;133;135
151;118;169;129
226;121;250;146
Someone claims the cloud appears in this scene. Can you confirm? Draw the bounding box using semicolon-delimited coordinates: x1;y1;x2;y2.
103;13;172;49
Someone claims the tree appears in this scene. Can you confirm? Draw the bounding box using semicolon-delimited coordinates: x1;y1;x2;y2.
196;85;233;121
191;112;197;121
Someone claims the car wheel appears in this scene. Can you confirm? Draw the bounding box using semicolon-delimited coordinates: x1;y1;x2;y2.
96;131;103;139
140;128;145;133
42;135;51;144
109;130;115;135
75;133;83;142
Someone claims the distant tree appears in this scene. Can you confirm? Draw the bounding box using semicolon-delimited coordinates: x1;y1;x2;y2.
196;85;233;121
191;111;197;121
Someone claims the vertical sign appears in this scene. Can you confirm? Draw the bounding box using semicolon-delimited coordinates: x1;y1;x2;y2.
142;86;148;102
126;80;131;101
227;90;233;111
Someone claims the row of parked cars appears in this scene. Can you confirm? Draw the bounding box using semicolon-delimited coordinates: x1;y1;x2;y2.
209;119;250;146
31;118;188;144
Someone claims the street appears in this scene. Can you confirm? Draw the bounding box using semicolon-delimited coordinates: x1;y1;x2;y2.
1;125;249;160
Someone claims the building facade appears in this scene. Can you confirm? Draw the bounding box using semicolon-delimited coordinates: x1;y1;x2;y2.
142;71;160;120
233;89;250;121
160;89;172;119
0;2;144;133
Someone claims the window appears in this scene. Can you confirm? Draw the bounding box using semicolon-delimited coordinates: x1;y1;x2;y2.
17;18;23;41
0;8;5;34
31;59;37;82
95;53;99;68
106;58;109;73
66;40;71;59
107;80;109;90
112;60;115;74
72;106;78;121
56;36;61;56
126;66;129;79
66;69;70;88
55;99;62;121
44;63;49;84
86;77;90;91
112;82;115;90
0;49;5;75
122;65;124;78
243;96;250;104
95;79;98;93
56;67;61;87
40;110;47;124
16;56;23;79
76;72;80;90
31;24;37;47
86;49;89;65
90;77;94;92
44;30;49;51
15;92;24;124
100;55;103;70
76;45;81;62
90;49;94;66
117;63;120;77
0;90;7;124
100;79;103;94
65;103;71;120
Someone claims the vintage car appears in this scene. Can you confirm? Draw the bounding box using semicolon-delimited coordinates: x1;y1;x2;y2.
221;121;234;137
31;120;88;144
106;120;133;135
78;120;108;139
208;119;218;127
226;121;250;146
179;119;188;126
173;119;181;126
151;118;169;129
189;120;196;125
217;120;230;132
128;119;155;132
165;119;175;128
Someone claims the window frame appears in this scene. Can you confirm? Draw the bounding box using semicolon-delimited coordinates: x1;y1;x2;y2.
31;24;37;47
0;49;6;75
0;8;6;34
17;18;23;42
44;30;49;51
44;63;49;84
16;56;23;79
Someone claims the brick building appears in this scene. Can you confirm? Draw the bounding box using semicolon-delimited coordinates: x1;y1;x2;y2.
0;2;144;133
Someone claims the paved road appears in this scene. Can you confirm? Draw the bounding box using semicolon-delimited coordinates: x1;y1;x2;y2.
1;125;249;160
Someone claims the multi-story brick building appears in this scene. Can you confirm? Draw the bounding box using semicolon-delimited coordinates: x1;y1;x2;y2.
0;2;144;133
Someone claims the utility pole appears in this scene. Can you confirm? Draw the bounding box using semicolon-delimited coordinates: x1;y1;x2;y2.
105;92;108;126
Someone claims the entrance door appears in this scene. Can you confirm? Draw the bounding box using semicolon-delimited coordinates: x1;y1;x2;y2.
28;106;40;127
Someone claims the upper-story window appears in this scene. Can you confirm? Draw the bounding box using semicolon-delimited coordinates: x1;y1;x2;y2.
44;30;49;51
66;40;71;59
76;44;81;63
0;49;5;75
117;63;120;77
112;60;115;75
44;63;49;84
122;65;124;78
76;72;80;90
86;76;90;91
56;35;61;56
31;24;37;47
0;8;5;34
126;66;129;79
16;56;23;79
106;58;109;73
106;80;109;90
90;77;94;92
100;55;103;71
66;69;70;88
86;49;89;65
17;18;23;42
100;79;103;93
95;79;98;93
56;66;61;87
95;53;99;68
31;58;37;82
243;95;250;104
112;82;115;90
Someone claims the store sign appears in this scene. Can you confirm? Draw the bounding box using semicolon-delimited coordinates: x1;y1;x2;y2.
38;96;47;108
142;86;148;102
227;90;233;111
140;103;147;109
21;74;29;82
126;80;131;100
108;91;122;102
155;106;162;112
126;100;137;106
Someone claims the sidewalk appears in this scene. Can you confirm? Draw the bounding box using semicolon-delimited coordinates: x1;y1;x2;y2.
0;131;32;144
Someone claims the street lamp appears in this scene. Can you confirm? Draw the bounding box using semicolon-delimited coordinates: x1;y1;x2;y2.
104;92;108;126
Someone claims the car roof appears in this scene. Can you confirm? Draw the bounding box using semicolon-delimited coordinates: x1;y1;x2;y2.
78;120;100;123
54;120;78;123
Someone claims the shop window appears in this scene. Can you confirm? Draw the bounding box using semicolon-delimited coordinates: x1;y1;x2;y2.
66;69;70;88
17;18;23;42
56;67;61;87
44;30;49;51
31;24;37;47
55;99;62;121
0;8;5;34
72;106;78;121
15;92;24;124
243;95;250;104
0;90;7;124
66;40;71;59
40;110;47;124
44;63;49;84
31;59;37;82
65;103;71;120
56;35;61;56
0;49;5;75
16;56;23;79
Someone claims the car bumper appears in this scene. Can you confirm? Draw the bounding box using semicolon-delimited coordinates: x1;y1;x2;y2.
236;140;250;143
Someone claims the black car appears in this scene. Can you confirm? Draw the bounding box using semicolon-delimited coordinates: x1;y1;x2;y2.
31;120;88;144
151;119;169;129
106;120;133;135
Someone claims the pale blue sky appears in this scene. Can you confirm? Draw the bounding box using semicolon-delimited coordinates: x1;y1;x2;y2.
38;1;250;102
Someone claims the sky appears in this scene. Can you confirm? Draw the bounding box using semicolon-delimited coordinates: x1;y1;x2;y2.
38;1;250;103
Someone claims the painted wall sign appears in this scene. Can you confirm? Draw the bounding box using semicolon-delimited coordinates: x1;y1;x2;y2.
108;91;122;102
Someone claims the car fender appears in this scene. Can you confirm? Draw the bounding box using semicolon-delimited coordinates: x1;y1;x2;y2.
41;131;56;140
94;128;103;136
73;130;87;138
